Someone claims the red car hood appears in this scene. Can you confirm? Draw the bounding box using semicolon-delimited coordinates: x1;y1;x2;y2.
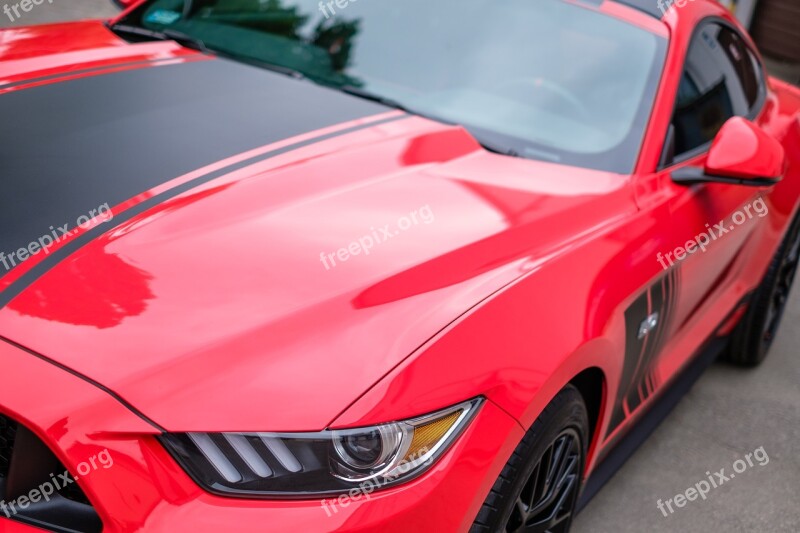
0;22;634;432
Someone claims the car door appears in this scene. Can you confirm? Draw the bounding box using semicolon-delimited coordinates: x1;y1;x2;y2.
656;20;773;369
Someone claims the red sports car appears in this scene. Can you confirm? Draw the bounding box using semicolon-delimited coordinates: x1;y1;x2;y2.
0;0;798;531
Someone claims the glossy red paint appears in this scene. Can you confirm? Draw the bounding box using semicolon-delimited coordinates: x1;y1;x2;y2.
0;20;127;61
2;115;631;433
705;117;787;179
0;1;799;531
0;337;524;532
0;21;203;91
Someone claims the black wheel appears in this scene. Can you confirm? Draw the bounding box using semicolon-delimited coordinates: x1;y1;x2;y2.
727;210;800;366
471;385;588;533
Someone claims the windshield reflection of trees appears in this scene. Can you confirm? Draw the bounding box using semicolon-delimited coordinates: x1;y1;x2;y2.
193;0;362;79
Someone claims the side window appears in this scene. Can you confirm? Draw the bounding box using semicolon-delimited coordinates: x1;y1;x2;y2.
718;28;762;109
670;23;764;161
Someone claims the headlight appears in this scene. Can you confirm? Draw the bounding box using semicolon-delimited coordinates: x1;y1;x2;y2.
160;398;482;498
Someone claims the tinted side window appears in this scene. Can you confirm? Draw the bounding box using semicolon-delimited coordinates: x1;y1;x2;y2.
671;23;761;159
718;28;762;109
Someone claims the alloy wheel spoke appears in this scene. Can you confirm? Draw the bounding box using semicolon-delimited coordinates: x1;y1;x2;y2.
528;454;577;517
524;473;577;533
505;429;581;533
523;461;542;510
542;438;567;494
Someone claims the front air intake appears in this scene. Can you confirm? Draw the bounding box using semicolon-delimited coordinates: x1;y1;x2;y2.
0;413;102;533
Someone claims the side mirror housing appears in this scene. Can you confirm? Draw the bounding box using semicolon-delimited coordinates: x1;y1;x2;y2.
672;117;786;187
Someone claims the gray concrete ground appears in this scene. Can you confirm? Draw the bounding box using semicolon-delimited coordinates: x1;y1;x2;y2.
1;3;798;532
573;283;800;533
0;0;118;28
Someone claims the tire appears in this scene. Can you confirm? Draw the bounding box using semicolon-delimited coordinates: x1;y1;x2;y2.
727;210;800;366
470;385;588;533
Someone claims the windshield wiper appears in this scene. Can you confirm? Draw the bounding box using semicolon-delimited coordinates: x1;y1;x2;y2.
339;85;413;114
476;138;519;158
234;58;306;80
341;86;522;157
161;28;208;52
108;23;208;52
111;22;309;81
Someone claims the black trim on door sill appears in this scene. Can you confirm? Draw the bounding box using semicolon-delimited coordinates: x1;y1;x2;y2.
576;335;728;512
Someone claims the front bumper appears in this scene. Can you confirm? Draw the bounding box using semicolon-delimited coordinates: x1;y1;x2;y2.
0;339;524;532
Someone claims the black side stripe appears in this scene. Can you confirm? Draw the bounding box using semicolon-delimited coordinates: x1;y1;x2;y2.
607;267;679;434
625;274;665;414
0;113;407;309
0;57;192;90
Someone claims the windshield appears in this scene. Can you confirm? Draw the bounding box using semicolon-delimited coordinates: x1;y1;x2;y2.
119;0;667;173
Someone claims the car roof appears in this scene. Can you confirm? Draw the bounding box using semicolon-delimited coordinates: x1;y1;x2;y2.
613;0;666;18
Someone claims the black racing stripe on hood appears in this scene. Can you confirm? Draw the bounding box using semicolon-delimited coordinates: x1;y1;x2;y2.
0;58;389;281
0;112;406;309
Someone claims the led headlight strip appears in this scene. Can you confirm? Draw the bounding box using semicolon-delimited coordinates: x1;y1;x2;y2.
160;398;483;498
